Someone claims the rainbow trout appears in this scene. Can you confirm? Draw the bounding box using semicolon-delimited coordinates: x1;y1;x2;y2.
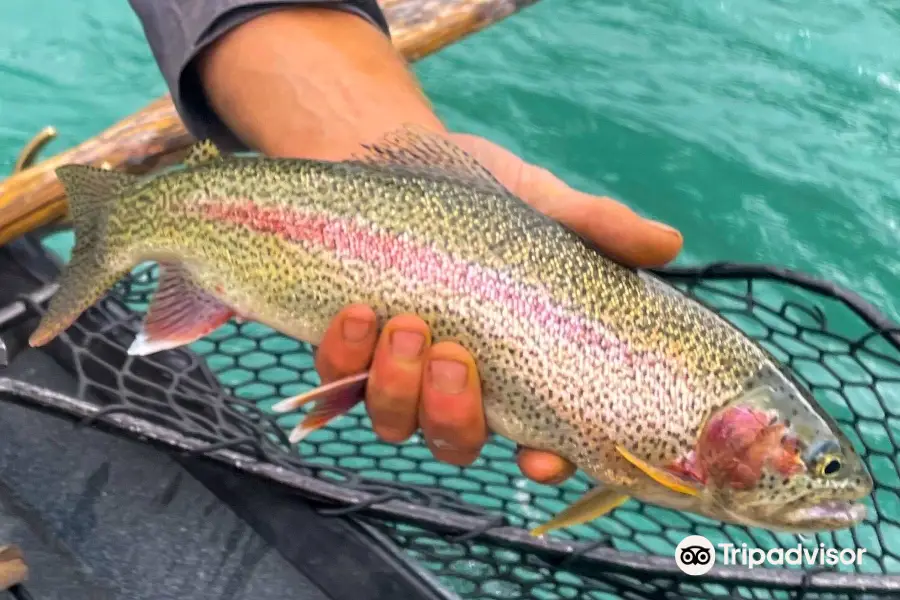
29;126;872;534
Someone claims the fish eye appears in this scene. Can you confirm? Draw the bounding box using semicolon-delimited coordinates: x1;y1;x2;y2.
816;455;843;477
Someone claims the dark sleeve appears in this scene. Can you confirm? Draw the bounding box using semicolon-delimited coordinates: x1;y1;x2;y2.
128;1;391;151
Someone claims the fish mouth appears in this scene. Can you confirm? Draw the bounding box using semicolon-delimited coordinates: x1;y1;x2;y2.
780;500;868;531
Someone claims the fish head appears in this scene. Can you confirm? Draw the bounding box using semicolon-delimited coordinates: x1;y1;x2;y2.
694;365;872;532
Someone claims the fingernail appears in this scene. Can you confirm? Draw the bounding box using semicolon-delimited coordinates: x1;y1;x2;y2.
342;318;371;342
429;360;468;394
431;438;456;450
390;330;424;359
648;219;680;237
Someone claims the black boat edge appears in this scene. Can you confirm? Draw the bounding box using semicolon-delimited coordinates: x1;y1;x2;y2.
0;233;459;600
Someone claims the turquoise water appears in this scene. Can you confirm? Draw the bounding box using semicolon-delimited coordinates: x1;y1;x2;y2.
2;0;899;593
420;0;900;321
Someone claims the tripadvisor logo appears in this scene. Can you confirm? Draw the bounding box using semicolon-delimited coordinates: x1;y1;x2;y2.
675;535;717;576
720;541;867;569
675;535;867;575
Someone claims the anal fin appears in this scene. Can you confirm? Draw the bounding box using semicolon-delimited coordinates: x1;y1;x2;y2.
127;263;233;356
272;372;369;443
530;486;630;537
616;445;702;497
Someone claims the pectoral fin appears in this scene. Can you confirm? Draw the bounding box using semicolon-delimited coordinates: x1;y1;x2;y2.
272;372;369;443
530;486;630;537
616;445;702;497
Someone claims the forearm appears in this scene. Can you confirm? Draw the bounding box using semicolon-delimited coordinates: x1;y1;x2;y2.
196;7;445;160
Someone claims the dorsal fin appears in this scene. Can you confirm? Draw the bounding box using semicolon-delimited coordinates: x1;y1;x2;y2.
351;124;509;194
184;139;223;167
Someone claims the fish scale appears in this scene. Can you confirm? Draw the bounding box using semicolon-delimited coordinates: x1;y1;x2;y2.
29;127;872;535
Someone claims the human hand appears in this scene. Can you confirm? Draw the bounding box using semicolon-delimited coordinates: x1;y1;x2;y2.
314;132;684;484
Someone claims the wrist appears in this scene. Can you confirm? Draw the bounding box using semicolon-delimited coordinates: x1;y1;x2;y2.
196;6;446;160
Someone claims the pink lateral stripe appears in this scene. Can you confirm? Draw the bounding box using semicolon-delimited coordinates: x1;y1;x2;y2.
196;201;679;377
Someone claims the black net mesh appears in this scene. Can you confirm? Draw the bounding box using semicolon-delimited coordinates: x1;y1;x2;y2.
1;250;899;600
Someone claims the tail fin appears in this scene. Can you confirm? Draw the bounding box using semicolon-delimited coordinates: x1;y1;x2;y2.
28;165;139;347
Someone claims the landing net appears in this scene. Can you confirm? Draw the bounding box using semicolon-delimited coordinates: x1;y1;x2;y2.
1;241;898;600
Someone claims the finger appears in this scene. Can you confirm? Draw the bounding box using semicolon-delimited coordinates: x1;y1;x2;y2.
420;341;487;465
517;447;577;485
314;304;378;383
366;314;431;443
450;133;683;268
523;168;683;268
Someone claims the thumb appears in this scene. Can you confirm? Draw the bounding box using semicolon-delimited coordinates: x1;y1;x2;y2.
449;133;683;268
